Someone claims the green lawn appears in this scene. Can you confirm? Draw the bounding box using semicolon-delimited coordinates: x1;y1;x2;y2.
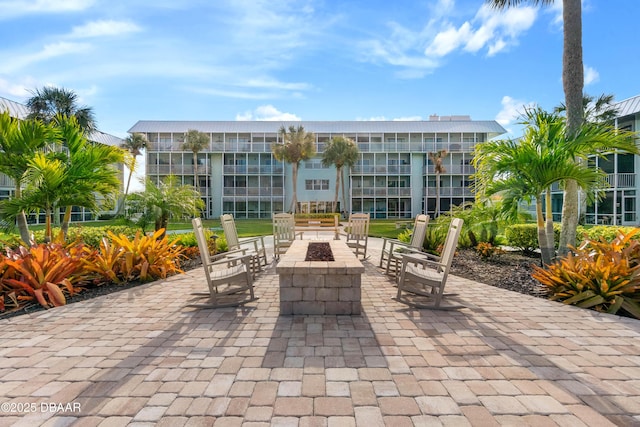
0;217;407;242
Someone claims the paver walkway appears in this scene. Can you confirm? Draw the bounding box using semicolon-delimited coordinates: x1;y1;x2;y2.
1;237;639;426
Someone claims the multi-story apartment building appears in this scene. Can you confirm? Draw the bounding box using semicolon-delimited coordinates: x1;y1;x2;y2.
543;95;640;226
0;96;124;223
129;117;506;219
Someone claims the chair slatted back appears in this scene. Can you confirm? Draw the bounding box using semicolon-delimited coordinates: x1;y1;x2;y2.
220;214;240;250
440;218;464;273
273;213;296;242
346;213;370;239
408;214;429;249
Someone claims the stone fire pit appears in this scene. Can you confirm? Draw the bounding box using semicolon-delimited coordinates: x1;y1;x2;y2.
276;239;364;315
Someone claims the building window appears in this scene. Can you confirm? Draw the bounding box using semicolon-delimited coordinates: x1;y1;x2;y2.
305;179;329;190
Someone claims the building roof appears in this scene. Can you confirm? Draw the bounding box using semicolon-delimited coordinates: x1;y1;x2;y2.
0;96;122;147
0;96;29;119
615;94;640;119
128;119;507;138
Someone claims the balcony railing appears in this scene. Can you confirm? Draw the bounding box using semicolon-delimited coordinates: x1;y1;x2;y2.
423;165;475;174
606;173;636;188
424;187;473;196
352;165;411;174
223;165;284;175
223;187;284;196
148;164;210;175
352;188;412;197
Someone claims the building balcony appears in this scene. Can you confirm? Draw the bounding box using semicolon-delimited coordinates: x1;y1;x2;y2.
223;187;284;196
606;173;636;188
148;164;210;175
223;165;284;175
423;165;475;174
352;165;411;175
424;187;474;196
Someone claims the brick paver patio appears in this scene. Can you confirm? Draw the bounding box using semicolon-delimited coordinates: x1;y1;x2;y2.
1;236;639;426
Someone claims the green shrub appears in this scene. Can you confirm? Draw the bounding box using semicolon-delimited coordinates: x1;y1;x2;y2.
32;226;138;247
577;225;637;243
505;223;561;252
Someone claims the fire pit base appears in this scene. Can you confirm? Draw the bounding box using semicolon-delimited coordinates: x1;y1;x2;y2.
276;240;365;315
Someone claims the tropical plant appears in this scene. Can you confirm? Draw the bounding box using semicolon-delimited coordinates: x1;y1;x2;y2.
2;117;125;242
118;133;147;216
532;229;640;319
26;86;96;134
474;108;607;264
486;0;584;256
428;149;447;217
322;136;359;214
54;116;125;239
0;111;59;244
181;129;209;192
83;229;185;284
126;175;204;238
271;125;316;213
1;242;87;308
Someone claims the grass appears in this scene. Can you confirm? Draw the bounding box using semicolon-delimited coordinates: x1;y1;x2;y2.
0;217;407;243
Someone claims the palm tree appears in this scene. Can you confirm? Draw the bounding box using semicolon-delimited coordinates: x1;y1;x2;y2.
429;149;448;217
127;175;204;239
14;153;66;243
474;107;637;265
118;133;148;216
322;136;359;214
181;129;209;192
26;86;97;135
486;0;583;254
55;116;125;239
271;125;316;213
0;111;59;244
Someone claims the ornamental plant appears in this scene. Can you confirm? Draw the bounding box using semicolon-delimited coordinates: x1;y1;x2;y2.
532;229;640;319
1;242;88;309
83;229;185;284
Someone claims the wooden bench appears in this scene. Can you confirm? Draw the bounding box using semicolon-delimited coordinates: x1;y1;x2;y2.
295;216;340;240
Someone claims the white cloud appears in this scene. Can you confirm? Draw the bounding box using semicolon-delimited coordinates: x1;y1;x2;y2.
495;95;534;127
584;64;599;86
427;5;537;58
0;76;33;97
363;2;538;76
0;41;91;73
69;20;142;38
0;0;94;18
236;105;301;121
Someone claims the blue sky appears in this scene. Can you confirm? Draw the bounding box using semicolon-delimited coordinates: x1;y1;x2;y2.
0;0;638;141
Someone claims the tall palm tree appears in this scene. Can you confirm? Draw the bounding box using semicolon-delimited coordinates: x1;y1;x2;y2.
127;175;204;239
118;133;148;215
271;125;316;214
181;129;210;192
322;136;359;214
0;111;59;244
486;0;583;254
474;107;637;265
429;149;448;217
26;86;97;135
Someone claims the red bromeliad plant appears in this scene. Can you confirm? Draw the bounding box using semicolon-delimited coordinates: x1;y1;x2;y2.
1;243;88;309
532;229;640;319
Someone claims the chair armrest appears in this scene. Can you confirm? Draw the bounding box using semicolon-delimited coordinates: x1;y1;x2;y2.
401;252;445;269
210;248;246;262
209;252;251;267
